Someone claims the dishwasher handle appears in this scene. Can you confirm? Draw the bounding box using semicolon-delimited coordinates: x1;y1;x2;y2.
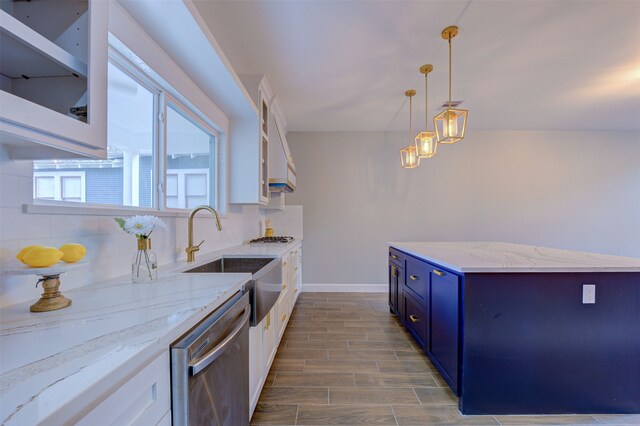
189;305;250;376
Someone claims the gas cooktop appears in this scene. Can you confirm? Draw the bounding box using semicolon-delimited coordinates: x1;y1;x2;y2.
249;236;295;244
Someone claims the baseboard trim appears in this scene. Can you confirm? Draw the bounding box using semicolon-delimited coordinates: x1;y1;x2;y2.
302;284;387;293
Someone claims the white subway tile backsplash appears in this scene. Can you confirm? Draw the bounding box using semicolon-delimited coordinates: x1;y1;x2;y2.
50;215;104;238
0;148;33;178
0;175;20;208
0;207;51;241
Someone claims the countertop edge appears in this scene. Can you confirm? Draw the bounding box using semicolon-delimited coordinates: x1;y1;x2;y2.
388;242;640;273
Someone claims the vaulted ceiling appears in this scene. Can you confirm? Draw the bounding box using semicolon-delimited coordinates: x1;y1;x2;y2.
193;0;639;132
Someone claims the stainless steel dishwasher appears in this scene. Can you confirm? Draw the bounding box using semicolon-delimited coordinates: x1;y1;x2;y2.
171;290;250;426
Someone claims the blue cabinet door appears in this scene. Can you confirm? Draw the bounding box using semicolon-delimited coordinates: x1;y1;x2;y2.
428;267;460;394
388;262;400;314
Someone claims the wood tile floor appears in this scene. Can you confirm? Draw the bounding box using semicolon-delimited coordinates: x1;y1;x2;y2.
251;292;640;426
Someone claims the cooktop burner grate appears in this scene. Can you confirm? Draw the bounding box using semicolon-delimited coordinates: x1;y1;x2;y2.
249;236;295;244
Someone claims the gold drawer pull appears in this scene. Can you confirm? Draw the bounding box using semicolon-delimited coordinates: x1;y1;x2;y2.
409;275;419;281
391;254;399;260
410;315;419;323
265;314;271;330
433;269;445;276
391;265;398;277
282;284;287;290
281;314;287;321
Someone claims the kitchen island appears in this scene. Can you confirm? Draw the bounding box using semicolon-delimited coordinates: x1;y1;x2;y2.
388;242;640;415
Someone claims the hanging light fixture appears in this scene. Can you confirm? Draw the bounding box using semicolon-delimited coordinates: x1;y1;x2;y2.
433;26;468;144
400;90;419;169
415;64;437;158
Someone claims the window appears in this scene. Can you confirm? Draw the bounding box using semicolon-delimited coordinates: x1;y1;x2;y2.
34;172;86;202
165;103;215;209
33;52;220;212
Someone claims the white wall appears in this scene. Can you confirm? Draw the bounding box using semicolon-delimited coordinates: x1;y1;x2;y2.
286;130;640;286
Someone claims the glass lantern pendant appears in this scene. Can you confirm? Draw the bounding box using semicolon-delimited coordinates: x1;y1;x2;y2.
415;64;437;159
434;26;468;144
400;144;419;168
400;90;419;168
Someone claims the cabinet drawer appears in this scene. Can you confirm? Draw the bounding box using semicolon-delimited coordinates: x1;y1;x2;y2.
389;247;405;265
404;256;429;307
77;351;170;426
402;291;427;348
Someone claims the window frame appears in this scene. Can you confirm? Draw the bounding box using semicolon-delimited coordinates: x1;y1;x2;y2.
161;96;219;213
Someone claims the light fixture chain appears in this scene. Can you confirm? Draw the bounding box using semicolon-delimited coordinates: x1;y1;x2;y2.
425;73;428;128
448;36;452;108
409;94;413;143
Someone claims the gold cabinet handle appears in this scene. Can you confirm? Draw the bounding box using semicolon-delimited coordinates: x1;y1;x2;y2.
391;254;399;260
410;315;419;323
391;265;398;277
433;269;445;276
265;313;271;330
409;275;419;281
283;284;287;290
281;314;287;321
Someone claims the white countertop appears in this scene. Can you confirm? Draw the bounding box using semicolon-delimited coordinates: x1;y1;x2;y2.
389;242;640;273
0;239;302;425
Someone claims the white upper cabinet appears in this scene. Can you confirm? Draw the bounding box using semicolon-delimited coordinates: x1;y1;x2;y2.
0;0;107;159
229;75;272;205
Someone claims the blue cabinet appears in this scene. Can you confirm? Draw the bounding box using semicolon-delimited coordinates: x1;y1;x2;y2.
389;245;640;415
388;248;404;316
428;267;460;394
389;247;461;395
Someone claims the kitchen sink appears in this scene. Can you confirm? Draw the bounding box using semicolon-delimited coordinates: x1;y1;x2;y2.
184;257;274;274
183;256;282;327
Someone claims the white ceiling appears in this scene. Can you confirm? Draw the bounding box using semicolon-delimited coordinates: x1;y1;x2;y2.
192;0;640;132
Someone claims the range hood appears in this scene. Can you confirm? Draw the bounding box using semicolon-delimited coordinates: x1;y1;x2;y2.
269;97;296;192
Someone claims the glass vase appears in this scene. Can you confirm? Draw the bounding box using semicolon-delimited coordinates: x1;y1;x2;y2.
132;238;157;282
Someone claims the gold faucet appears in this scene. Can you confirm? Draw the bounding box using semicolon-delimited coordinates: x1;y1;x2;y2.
186;205;222;263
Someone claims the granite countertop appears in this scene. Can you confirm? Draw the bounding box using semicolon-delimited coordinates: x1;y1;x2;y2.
388;242;640;273
0;238;302;425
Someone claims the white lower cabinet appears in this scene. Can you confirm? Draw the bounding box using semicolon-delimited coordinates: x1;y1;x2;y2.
248;323;264;415
262;309;277;371
249;243;303;419
77;350;170;426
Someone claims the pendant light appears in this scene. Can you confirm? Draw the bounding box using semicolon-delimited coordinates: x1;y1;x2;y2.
400;90;419;169
415;64;437;158
433;26;468;144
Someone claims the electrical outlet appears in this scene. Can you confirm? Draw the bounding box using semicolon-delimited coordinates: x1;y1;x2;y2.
582;284;596;304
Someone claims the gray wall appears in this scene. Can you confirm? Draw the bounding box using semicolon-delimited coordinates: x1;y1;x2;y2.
286;131;640;285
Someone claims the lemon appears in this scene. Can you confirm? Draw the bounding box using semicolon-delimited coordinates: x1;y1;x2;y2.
16;245;44;264
22;247;64;268
59;243;86;263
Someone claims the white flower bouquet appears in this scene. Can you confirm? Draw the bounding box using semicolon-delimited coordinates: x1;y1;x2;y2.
114;215;166;240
